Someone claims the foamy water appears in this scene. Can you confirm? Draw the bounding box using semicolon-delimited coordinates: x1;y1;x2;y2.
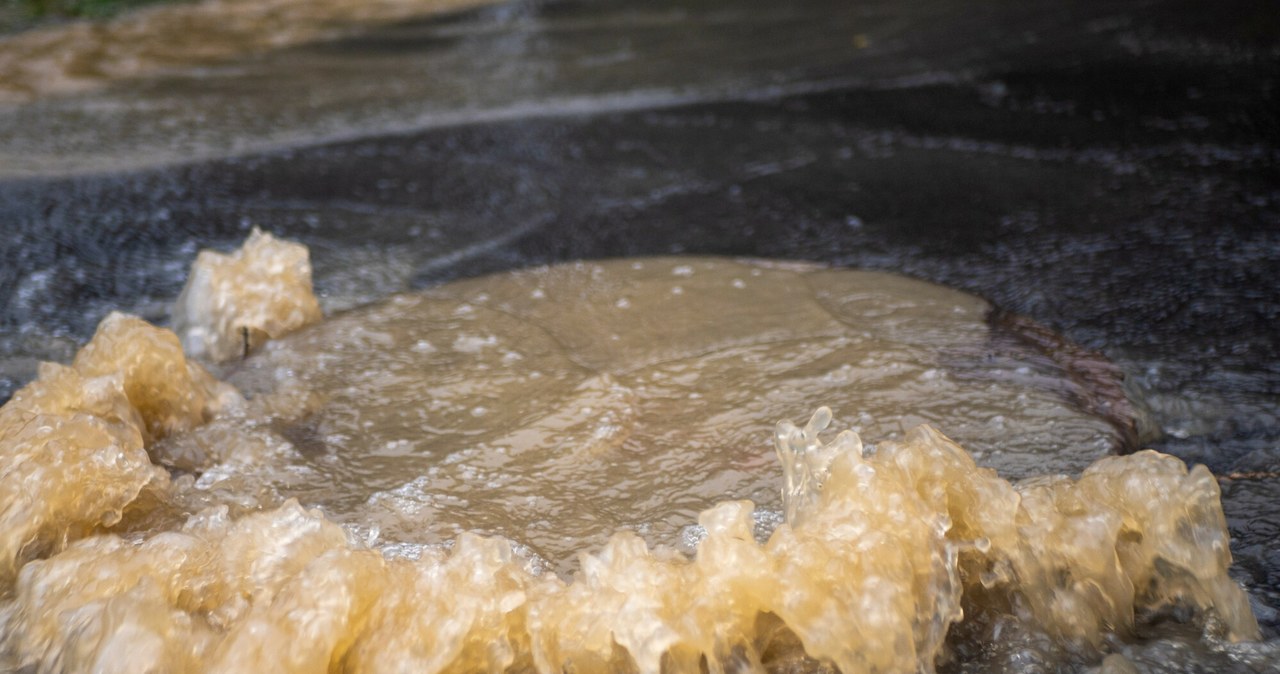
0;235;1263;672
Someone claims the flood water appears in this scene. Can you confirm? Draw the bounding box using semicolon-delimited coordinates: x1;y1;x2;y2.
0;0;1277;671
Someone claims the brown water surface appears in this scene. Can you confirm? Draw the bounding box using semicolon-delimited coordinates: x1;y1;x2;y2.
0;0;493;101
0;0;1275;670
212;258;1122;570
0;254;1261;672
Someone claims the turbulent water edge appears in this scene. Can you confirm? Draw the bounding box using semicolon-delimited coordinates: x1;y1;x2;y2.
0;234;1266;672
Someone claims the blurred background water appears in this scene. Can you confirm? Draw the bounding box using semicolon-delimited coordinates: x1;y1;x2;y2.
0;0;1277;661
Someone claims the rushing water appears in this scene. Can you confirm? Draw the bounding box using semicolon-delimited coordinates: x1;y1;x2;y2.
0;0;496;102
0;0;1277;671
218;255;1132;565
0;237;1264;671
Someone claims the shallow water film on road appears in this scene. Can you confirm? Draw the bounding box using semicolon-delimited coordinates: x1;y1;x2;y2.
0;245;1267;672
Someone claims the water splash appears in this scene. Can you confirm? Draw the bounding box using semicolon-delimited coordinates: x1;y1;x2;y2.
774;405;862;525
0;237;1262;671
172;227;322;362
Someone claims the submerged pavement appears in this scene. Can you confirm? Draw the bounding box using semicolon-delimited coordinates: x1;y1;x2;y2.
0;0;1277;643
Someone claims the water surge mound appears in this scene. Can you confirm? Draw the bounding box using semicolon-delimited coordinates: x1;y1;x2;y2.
0;321;1258;671
0;238;1260;672
0;313;234;586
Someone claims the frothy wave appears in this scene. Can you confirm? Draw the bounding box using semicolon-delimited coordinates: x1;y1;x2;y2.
0;237;1260;671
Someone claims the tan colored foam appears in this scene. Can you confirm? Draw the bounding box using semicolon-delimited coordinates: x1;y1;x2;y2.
0;313;232;585
0;253;1259;672
0;409;1258;673
172;228;323;362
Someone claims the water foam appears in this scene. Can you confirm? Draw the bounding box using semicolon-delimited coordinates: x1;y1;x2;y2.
0;236;1260;671
0;335;1258;672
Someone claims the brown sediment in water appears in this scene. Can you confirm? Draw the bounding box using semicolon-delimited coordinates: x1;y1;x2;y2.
0;0;497;102
0;249;1261;672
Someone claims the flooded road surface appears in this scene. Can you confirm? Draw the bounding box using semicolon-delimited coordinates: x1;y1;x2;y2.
0;0;1277;671
0;0;496;102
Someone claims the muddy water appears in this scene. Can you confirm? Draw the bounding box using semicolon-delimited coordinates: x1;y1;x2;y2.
0;0;1277;671
214;257;1125;569
0;0;494;101
0;249;1263;672
0;0;1047;177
